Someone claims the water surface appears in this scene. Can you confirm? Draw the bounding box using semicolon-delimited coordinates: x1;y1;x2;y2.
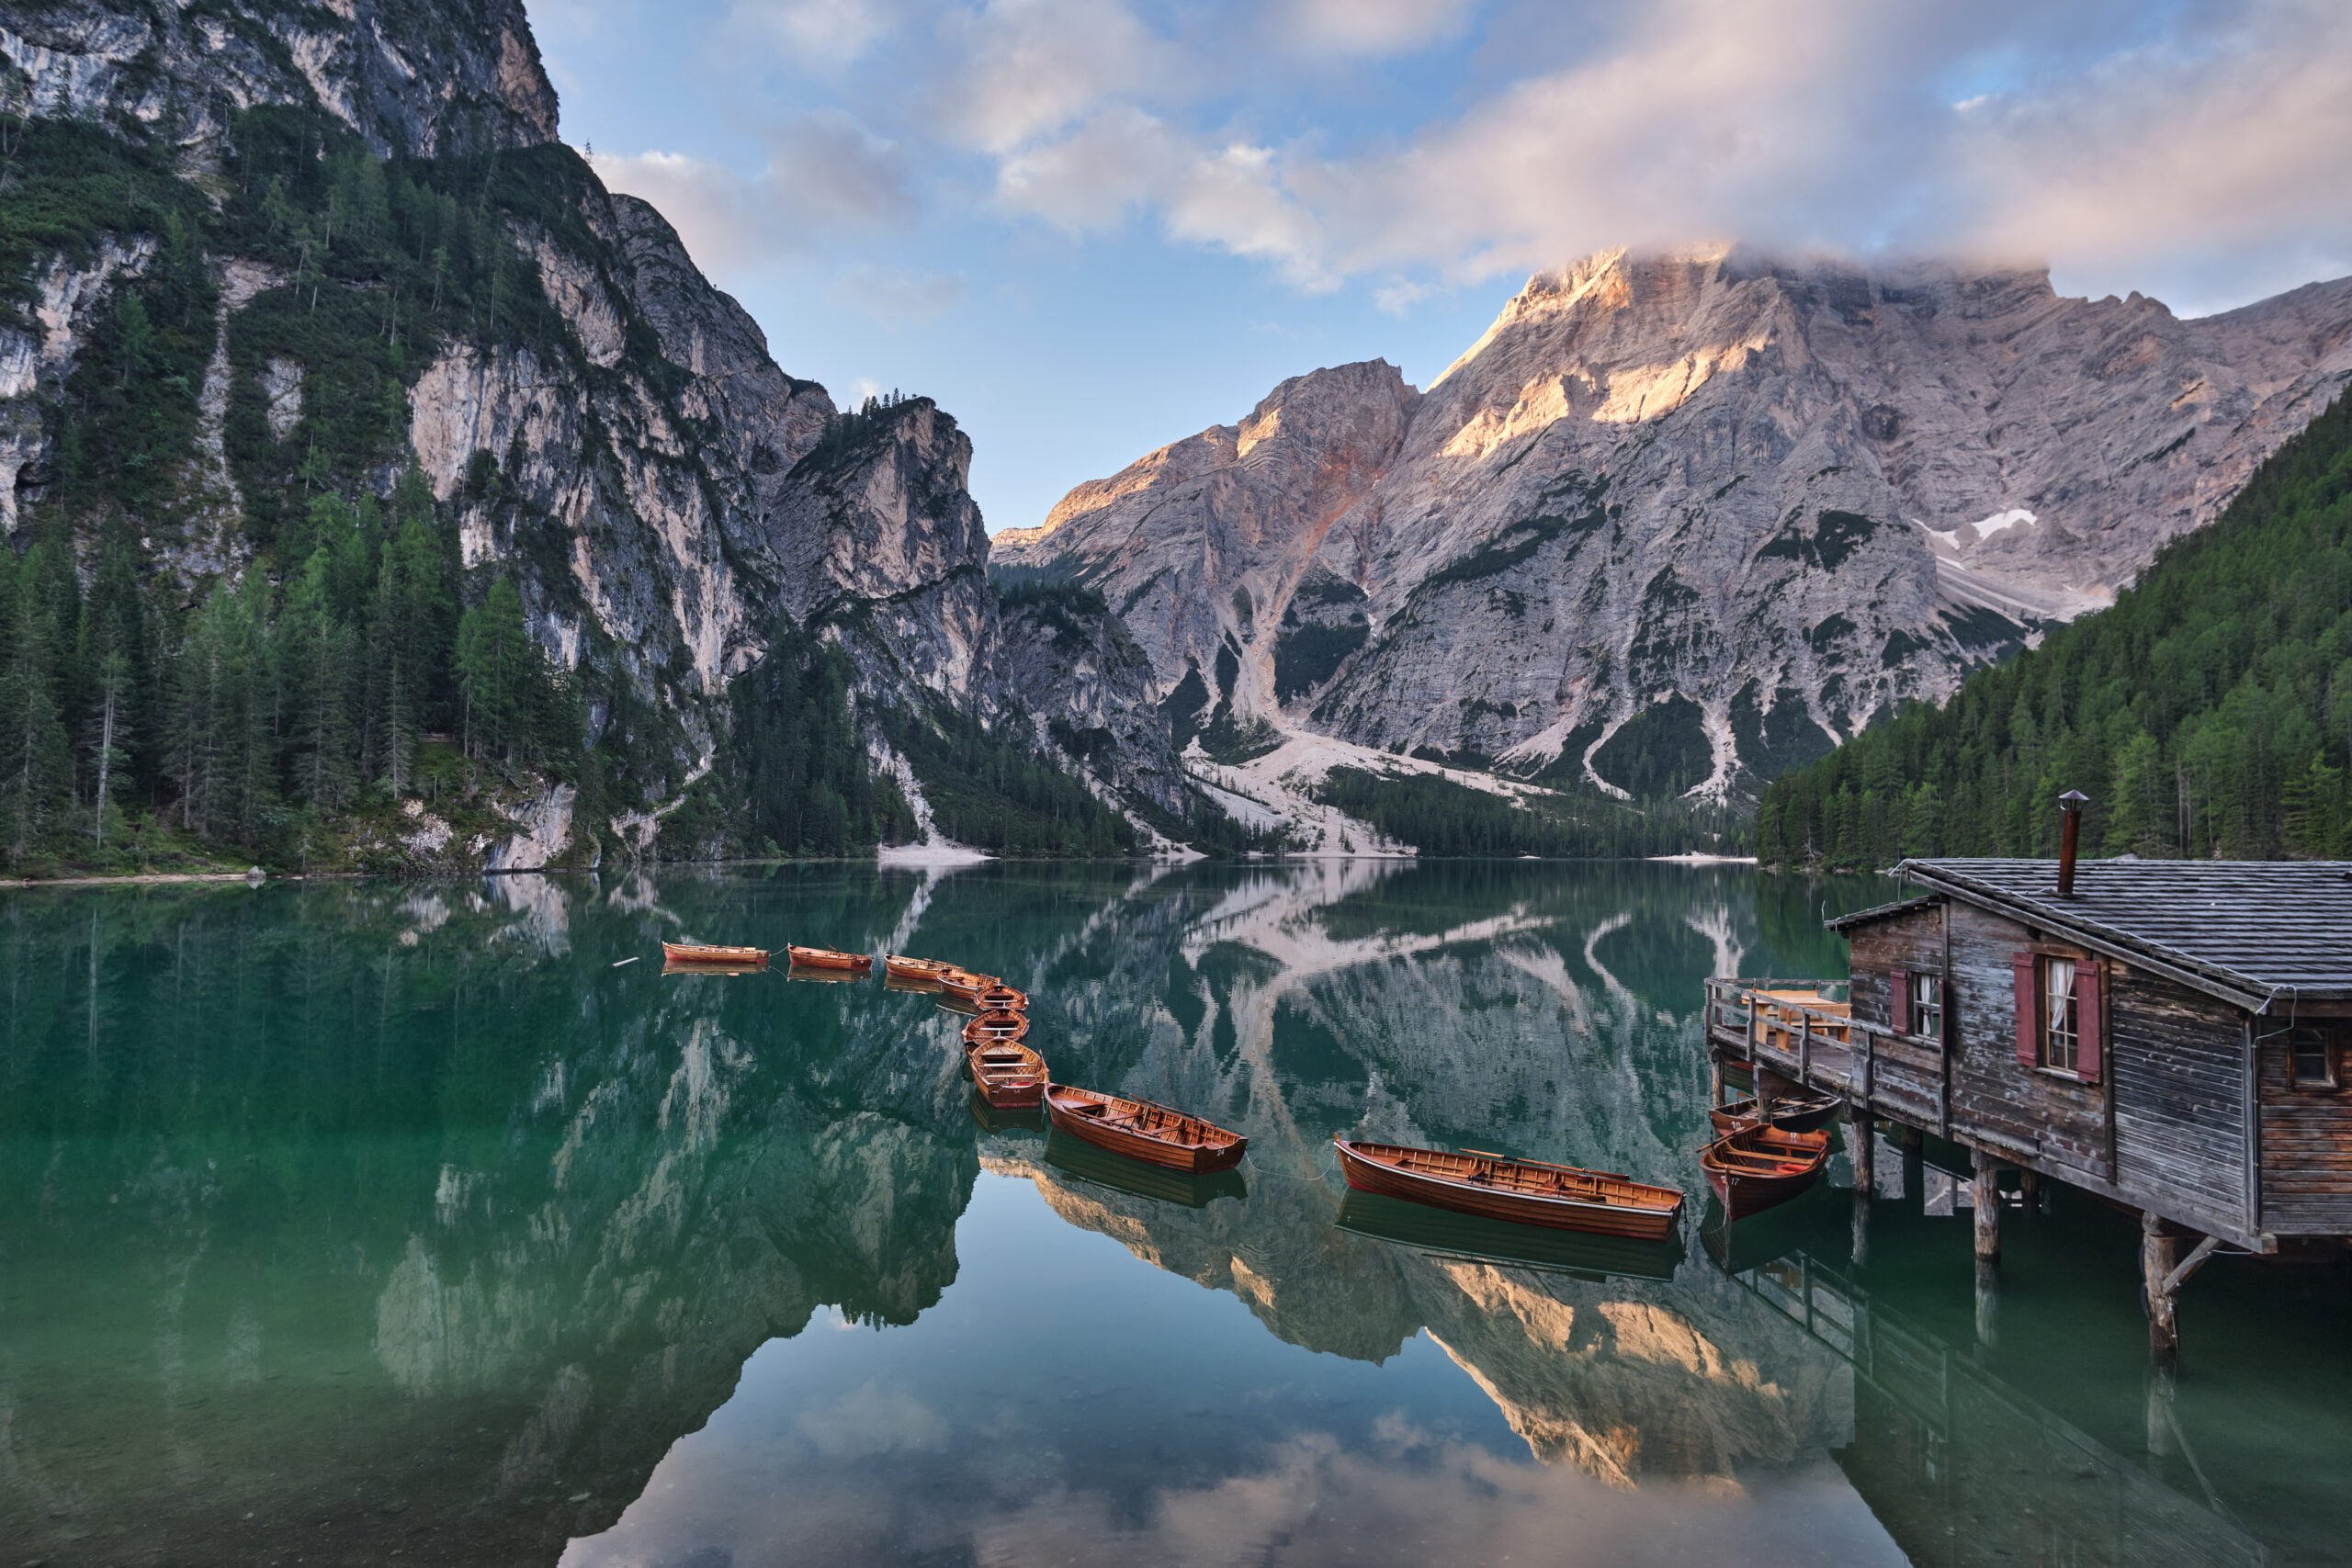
4;861;2346;1565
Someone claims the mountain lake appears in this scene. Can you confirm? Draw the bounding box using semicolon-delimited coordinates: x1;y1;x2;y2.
4;860;2348;1566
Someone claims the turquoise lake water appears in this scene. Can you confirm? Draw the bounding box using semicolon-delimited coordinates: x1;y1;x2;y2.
3;861;2348;1565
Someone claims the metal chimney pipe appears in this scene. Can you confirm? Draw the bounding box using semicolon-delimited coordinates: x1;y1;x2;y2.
2058;790;2088;897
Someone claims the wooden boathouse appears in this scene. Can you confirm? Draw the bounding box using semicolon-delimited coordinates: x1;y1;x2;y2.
1706;825;2352;1360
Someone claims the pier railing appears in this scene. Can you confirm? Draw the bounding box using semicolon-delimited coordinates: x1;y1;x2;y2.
1704;976;1955;1137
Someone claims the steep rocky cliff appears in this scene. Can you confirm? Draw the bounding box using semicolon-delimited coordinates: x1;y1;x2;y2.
1001;245;2352;802
0;0;1172;871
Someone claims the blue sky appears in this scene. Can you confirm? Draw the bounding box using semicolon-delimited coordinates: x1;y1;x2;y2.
531;0;2352;534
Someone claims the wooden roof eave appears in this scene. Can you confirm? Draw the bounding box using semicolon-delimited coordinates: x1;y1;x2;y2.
1824;893;1943;932
1893;861;2296;1014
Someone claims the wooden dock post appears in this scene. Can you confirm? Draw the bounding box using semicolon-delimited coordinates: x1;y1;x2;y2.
2143;1212;2183;1366
1974;1259;2000;1348
1849;1110;1876;1194
2139;1211;2222;1369
1971;1148;2001;1265
1897;1123;1924;1204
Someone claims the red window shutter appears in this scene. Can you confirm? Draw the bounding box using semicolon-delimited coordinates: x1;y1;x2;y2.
2075;963;2104;1084
2012;952;2039;1067
1890;968;1911;1034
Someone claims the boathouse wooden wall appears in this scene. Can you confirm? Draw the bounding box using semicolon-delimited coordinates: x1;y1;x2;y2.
1844;897;2256;1243
2256;1009;2352;1233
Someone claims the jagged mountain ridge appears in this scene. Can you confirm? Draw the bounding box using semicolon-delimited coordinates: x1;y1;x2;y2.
0;0;1194;865
1000;244;2352;801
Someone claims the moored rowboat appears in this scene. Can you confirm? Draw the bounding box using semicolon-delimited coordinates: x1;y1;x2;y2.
1333;1139;1682;1240
786;944;873;973
662;941;769;966
962;1010;1029;1045
886;954;954;981
1044;1084;1247;1174
978;983;1028;1012
1708;1088;1842;1137
935;969;999;1006
968;1041;1047;1109
1700;1123;1829;1220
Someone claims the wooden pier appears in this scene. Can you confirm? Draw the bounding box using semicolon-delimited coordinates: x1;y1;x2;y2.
1706;834;2352;1365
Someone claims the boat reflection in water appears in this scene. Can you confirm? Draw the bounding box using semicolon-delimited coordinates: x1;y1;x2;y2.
967;1089;1047;1136
781;964;865;985
1041;1126;1248;1209
1336;1191;1683;1282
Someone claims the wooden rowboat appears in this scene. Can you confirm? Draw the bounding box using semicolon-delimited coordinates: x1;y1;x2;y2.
1333;1139;1683;1241
1709;1088;1842;1137
935;969;998;1007
968;1041;1048;1109
786;944;873;973
662;941;769;966
1701;1123;1830;1220
1045;1084;1247;1174
886;954;954;981
962;1010;1029;1045
978;983;1028;1012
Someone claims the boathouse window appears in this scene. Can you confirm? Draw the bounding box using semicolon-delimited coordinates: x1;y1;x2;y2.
1907;972;1943;1041
2041;957;2080;1074
2013;950;2101;1082
2290;1023;2343;1089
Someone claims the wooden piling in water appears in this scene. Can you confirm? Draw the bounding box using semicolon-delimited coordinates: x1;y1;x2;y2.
1972;1148;2001;1265
2143;1211;2183;1366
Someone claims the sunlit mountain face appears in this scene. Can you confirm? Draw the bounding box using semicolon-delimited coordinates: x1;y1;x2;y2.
4;863;2345;1566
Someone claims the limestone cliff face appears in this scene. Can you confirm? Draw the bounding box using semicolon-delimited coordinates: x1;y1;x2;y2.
0;0;558;160
0;0;1130;863
1001;246;2352;799
995;589;1193;819
999;360;1417;738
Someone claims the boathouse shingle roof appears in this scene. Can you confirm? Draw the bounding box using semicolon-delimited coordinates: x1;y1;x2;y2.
1847;858;2352;1012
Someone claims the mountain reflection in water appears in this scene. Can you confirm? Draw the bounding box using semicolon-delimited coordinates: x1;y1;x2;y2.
1;861;2346;1566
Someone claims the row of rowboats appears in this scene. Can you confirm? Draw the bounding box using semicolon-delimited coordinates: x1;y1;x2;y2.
662;939;1835;1231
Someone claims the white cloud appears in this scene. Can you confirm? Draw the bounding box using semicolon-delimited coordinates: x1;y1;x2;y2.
1291;0;1950;285
1278;0;1478;58
590;0;2352;321
933;0;1181;154
1945;1;2352;298
997;107;1327;285
587;112;916;278
721;0;904;69
763;109;919;230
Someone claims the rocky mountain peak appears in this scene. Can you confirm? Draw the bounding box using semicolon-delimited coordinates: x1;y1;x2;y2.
993;358;1419;737
0;0;1200;872
2;0;560;161
1012;247;2352;805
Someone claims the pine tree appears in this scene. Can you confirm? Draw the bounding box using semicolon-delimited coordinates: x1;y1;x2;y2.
281;547;357;807
0;545;73;862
